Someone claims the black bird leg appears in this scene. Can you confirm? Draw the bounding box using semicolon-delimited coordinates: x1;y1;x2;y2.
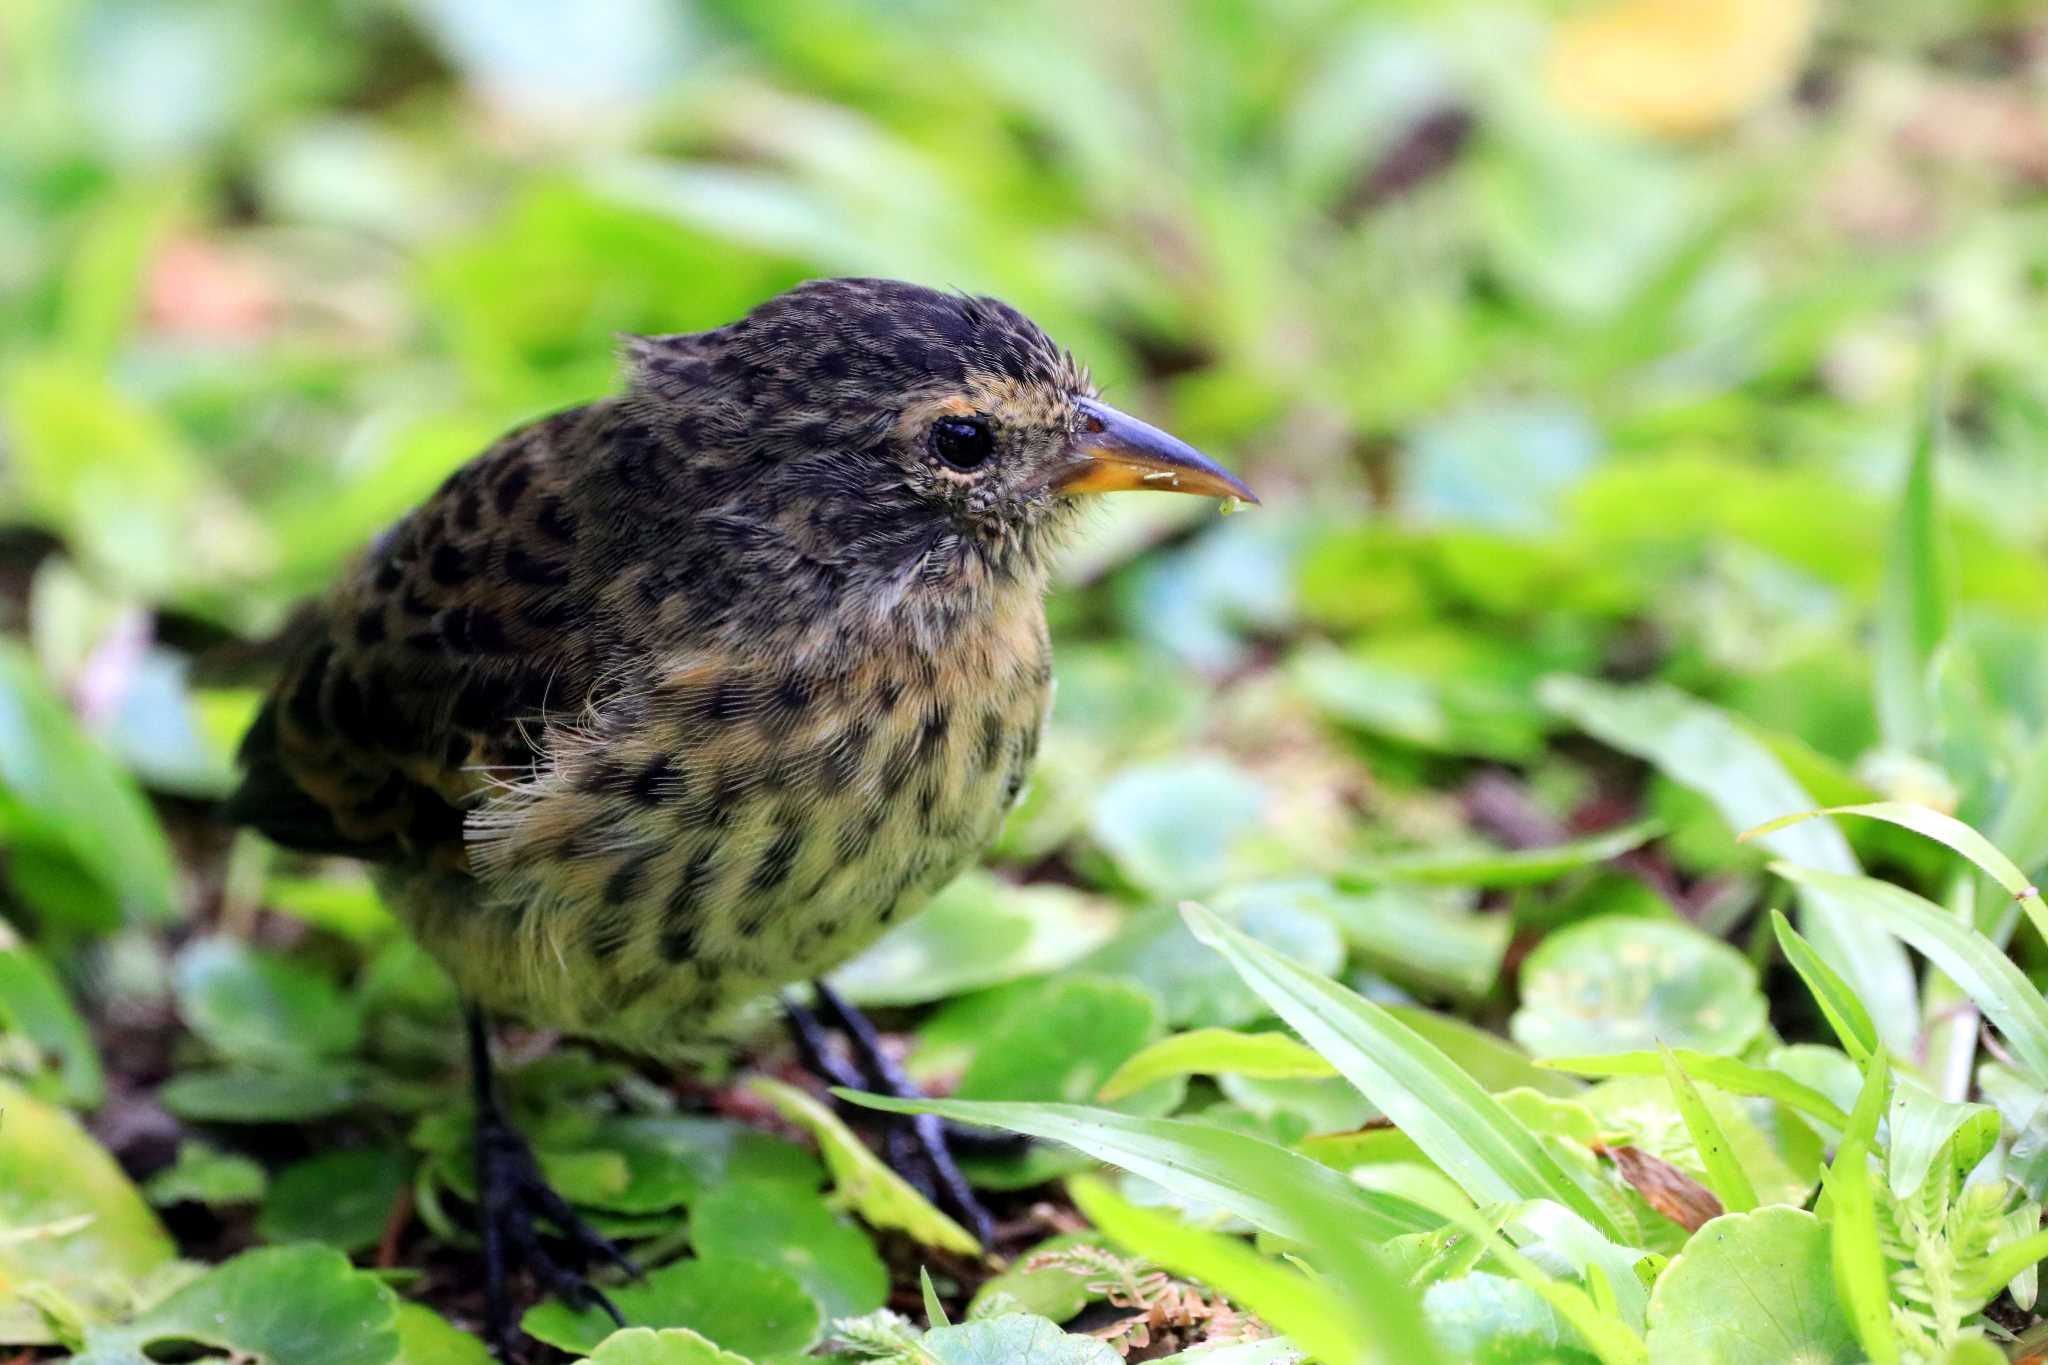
467;1006;636;1358
787;982;1008;1249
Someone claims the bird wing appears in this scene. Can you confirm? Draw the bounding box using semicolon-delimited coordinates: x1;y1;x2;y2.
225;403;612;869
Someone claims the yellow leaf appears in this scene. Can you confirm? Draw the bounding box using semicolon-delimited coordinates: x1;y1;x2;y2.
1548;0;1816;137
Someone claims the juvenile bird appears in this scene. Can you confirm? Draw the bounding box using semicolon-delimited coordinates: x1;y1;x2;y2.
225;277;1255;1351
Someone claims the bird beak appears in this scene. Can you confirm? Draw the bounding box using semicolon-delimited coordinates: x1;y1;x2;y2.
1052;397;1259;504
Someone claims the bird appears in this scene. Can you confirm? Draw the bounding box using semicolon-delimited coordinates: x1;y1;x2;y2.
223;276;1256;1353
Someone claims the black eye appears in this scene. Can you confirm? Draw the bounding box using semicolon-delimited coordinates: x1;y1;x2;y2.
931;417;993;471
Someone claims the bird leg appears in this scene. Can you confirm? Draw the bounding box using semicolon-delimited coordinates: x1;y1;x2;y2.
467;1006;636;1358
787;981;1010;1250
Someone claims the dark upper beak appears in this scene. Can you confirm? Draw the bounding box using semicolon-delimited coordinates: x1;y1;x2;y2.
1051;397;1258;504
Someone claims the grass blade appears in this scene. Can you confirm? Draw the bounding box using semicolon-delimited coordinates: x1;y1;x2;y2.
1180;902;1623;1240
1660;1046;1757;1213
1070;1175;1439;1365
841;1093;1440;1245
1536;1048;1848;1132
1098;1028;1334;1102
1874;386;1948;756
1770;863;2048;1085
1823;1136;1899;1365
1767;909;1878;1063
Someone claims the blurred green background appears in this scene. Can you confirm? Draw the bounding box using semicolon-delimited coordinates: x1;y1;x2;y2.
9;0;2048;1352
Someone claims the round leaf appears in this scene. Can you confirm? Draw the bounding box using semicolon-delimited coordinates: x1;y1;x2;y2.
174;938;363;1064
690;1179;886;1322
1511;916;1765;1058
521;1256;819;1357
258;1147;410;1252
1088;758;1268;899
1645;1207;1858;1364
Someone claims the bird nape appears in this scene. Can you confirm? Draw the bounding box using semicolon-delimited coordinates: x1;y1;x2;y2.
223;276;1257;1356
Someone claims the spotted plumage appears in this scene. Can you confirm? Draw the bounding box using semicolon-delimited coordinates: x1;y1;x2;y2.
228;277;1253;1058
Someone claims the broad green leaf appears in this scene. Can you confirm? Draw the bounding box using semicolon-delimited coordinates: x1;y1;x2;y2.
73;1245;398;1365
1423;1272;1600;1364
1100;1029;1334;1102
1320;885;1512;998
0;1081;176;1343
1643;1208;1858;1365
1388;1007;1585;1098
1767;911;1877;1063
1181;903;1621;1239
690;1179;886;1323
919;1313;1123;1364
1539;1051;1848;1131
258;1148;409;1253
1071;1175;1433;1365
745;1077;980;1255
145;1140;266;1209
1344;821;1658;888
1088;758;1269;899
158;1066;364;1123
1077;897;1343;1030
0;922;103;1105
1661;1048;1756;1214
0;642;176;926
395;1303;492;1365
955;976;1164;1108
579;1327;751;1364
967;1232;1106;1322
1576;1076;1814;1215
1511;916;1766;1058
828;874;1117;1006
1538;676;1916;1053
1750;803;2048;953
173;938;363;1065
1885;1082;1997;1205
845;1093;1440;1245
1769;863;2048;1084
522;1257;818;1357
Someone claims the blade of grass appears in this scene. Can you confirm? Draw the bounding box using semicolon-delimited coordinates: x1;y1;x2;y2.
1770;863;2048;1085
1660;1046;1757;1213
1098;1029;1334;1102
1768;909;1878;1063
1536;1049;1848;1132
1823;1135;1899;1365
841;1093;1441;1245
1070;1175;1436;1365
1747;804;2048;952
1874;383;1948;756
1178;902;1622;1241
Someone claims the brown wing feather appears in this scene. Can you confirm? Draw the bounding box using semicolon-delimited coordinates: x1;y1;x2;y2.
227;403;616;868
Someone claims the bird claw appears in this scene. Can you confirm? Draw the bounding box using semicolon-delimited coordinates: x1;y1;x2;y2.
787;981;1012;1250
473;1109;638;1359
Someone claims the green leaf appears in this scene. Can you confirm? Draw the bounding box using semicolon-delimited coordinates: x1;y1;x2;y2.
1660;1048;1757;1214
844;1093;1439;1245
1769;863;2048;1084
828;874;1117;1007
1088;758;1268;899
1885;1082;1997;1204
1538;676;1917;1053
0;642;176;926
1751;803;2048;954
1099;1029;1334;1102
1537;1051;1847;1132
1344;821;1659;888
1767;910;1877;1063
1644;1208;1859;1364
1388;1007;1584;1098
1511;916;1766;1058
1821;1140;1897;1365
73;1244;399;1365
522;1256;818;1357
0;923;103;1106
395;1303;493;1365
1077;898;1343;1030
579;1327;753;1364
1321;886;1511;999
158;1066;364;1122
1070;1175;1434;1365
0;1081;176;1343
955;976;1164;1108
690;1179;886;1322
1423;1272;1600;1364
1180;902;1622;1239
1874;388;1949;755
966;1233;1107;1323
145;1140;267;1209
919;1313;1123;1364
745;1077;980;1255
258;1148;409;1253
173;937;364;1065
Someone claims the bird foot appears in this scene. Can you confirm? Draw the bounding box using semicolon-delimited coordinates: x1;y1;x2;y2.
473;1109;638;1359
787;981;1016;1250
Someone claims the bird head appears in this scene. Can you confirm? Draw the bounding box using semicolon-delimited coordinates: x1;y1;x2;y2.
621;279;1254;594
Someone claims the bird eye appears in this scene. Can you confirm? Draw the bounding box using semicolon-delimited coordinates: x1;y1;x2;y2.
930;417;993;471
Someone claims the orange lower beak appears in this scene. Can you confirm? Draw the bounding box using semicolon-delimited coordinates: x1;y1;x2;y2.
1052;398;1258;504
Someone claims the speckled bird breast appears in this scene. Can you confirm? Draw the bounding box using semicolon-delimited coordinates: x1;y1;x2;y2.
384;592;1053;1054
